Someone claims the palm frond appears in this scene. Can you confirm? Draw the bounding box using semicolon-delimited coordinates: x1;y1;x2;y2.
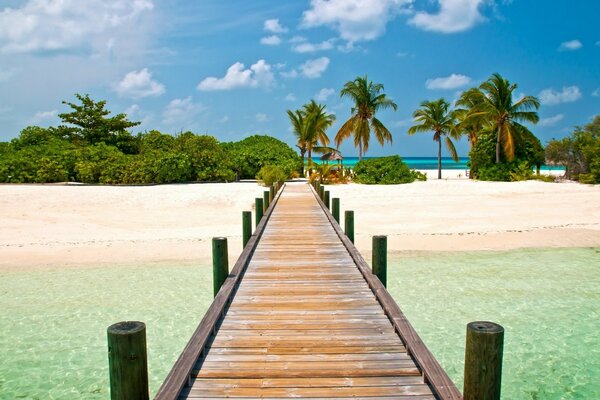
444;136;459;162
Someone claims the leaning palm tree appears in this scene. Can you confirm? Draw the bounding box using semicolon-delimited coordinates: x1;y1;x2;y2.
472;73;540;163
335;76;397;160
408;98;459;179
287;109;310;175
302;100;336;160
455;87;488;150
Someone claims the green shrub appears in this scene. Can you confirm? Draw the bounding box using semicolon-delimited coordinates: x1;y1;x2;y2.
256;165;287;187
411;170;428;181
354;156;416;184
509;161;534;181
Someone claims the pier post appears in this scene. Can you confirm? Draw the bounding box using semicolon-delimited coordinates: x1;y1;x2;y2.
107;321;149;400
463;321;504;400
242;211;252;248
345;210;355;243
263;191;270;212
372;235;387;287
332;198;340;223
318;186;325;201
255;198;263;227
269;185;275;203
324;191;330;210
212;237;229;297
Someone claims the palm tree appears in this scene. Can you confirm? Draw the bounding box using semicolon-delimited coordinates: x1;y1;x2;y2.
472;73;540;163
455;87;488;150
335;76;397;160
408;98;459;179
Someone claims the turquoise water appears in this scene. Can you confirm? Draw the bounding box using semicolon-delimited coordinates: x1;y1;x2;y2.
315;156;565;171
1;248;598;399
388;247;600;399
0;263;212;399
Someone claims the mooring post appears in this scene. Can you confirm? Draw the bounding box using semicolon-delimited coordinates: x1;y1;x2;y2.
324;190;330;210
345;210;355;243
463;321;505;400
269;185;275;203
255;198;263;228
107;321;149;400
318;186;325;201
242;211;252;248
212;237;229;297
372;235;387;287
263;191;270;212
332;198;340;223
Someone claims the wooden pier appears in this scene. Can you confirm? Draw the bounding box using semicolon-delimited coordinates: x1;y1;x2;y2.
154;182;462;400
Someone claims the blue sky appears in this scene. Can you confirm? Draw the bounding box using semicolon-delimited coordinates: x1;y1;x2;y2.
0;0;598;157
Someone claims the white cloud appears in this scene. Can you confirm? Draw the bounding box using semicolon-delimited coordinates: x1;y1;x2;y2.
409;0;485;33
256;113;269;122
285;93;297;101
292;38;336;53
280;69;299;78
539;114;564;127
197;60;274;91
290;36;307;44
0;0;153;54
301;0;411;42
300;57;330;78
162;97;203;125
426;73;471;90
592;88;600;97
539;86;582;105
125;104;141;116
32;109;57;123
264;19;287;33
114;68;165;99
558;40;583;51
315;88;336;101
260;35;281;45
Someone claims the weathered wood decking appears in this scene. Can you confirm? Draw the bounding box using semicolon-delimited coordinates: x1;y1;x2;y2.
156;183;462;400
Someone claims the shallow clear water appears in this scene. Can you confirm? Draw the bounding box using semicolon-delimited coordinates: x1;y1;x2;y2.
0;263;212;399
1;248;598;399
387;247;600;399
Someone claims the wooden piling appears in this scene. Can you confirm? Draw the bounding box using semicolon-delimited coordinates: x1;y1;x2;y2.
263;191;270;212
269;185;275;203
372;235;387;287
318;186;325;201
242;211;252;248
345;210;354;243
212;237;229;297
255;198;263;228
324;190;330;210
463;321;504;400
107;321;149;400
332;198;340;223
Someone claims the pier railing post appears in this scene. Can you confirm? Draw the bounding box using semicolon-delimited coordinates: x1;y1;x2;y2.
269;185;275;203
212;237;229;297
324;190;330;210
263;191;270;212
107;321;149;400
255;198;263;227
372;235;387;287
345;210;354;243
318;186;325;201
242;211;252;248
332;198;340;223
463;321;504;400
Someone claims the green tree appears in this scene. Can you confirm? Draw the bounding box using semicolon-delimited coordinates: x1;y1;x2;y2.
335;76;397;159
58;94;140;148
470;73;540;163
408;98;459;179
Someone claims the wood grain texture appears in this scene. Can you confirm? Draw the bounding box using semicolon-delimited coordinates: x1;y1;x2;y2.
158;183;460;399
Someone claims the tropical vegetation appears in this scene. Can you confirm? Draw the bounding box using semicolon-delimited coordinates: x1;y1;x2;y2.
335;76;397;160
353;156;426;184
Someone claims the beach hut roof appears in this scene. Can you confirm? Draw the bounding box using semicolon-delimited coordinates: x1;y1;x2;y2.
320;151;343;161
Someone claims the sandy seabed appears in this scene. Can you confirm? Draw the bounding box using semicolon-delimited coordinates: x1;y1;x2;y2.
1;172;599;269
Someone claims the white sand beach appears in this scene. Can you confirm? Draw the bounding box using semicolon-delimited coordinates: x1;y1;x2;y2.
1;176;599;269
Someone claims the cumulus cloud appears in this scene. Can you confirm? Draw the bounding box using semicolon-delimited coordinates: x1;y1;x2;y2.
292;38;336;53
409;0;485;33
162;97;203;125
32;109;58;124
285;93;297;101
256;113;269;122
558;40;583;51
539;86;582;105
315;88;336;101
301;0;411;42
425;73;471;90
264;19;288;33
197;60;274;91
114;68;165;99
0;0;153;54
260;35;281;45
300;57;330;78
538;114;564;127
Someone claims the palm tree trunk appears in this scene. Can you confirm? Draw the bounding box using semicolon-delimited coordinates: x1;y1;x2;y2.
359;142;363;161
300;150;306;176
437;138;442;179
496;124;502;164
